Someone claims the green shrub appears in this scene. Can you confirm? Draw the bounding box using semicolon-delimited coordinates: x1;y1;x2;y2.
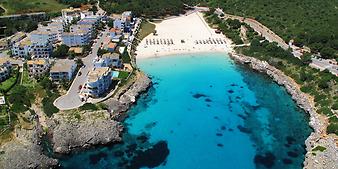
331;103;338;110
42;96;59;117
327;123;338;135
79;103;98;111
318;107;332;116
312;145;327;152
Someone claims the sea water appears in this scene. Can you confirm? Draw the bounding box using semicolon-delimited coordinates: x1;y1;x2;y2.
59;53;312;169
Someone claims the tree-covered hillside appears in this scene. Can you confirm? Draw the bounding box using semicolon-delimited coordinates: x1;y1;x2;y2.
100;0;202;17
207;0;338;59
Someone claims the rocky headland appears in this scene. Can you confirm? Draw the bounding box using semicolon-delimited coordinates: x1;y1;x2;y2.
104;71;152;120
229;53;338;169
48;71;151;154
47;110;123;154
0;127;58;169
0;70;151;168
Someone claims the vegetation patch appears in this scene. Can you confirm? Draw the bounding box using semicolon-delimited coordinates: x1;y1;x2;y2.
0;0;68;15
205;12;244;45
79;103;99;111
118;71;130;79
233;37;338;135
138;21;156;41
100;0;199;17
0;69;18;93
121;49;131;63
312;145;327;152
0;5;5;15
208;0;337;60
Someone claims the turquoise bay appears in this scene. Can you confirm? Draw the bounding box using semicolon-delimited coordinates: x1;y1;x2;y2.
60;53;311;169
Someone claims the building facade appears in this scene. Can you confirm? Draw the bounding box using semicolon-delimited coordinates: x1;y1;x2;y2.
82;67;112;98
27;59;50;77
30;30;58;44
11;38;52;58
61;8;81;24
94;53;122;68
0;59;12;82
49;59;77;81
61;30;90;47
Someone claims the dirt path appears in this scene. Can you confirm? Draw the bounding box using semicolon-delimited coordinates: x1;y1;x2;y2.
0;5;8;15
216;8;289;50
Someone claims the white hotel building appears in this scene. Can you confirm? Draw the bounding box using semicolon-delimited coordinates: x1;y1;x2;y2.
30;30;58;44
81;67;112;98
61;30;90;47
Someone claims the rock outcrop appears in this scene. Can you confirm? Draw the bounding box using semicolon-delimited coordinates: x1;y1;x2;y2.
48;71;151;154
229;53;338;169
0;127;58;169
104;71;152;120
47;110;123;154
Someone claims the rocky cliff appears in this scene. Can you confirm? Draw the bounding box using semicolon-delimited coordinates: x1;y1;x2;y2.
47;110;123;154
104;71;152;120
0;127;58;169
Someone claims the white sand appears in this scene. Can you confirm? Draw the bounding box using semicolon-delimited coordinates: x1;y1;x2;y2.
135;12;233;59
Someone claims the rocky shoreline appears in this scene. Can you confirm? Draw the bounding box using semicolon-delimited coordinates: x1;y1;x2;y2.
0;127;58;169
47;71;151;155
229;53;338;169
104;71;152;121
0;71;151;169
47;110;123;154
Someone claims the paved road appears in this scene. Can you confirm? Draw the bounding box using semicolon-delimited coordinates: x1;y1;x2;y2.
310;58;338;76
54;2;109;110
54;28;110;110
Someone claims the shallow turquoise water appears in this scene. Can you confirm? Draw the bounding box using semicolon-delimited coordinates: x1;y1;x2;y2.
59;53;311;169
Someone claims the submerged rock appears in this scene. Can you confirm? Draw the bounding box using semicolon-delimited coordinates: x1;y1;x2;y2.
237;125;252;134
89;152;108;165
192;93;208;99
282;158;293;164
254;152;276;168
127;141;169;169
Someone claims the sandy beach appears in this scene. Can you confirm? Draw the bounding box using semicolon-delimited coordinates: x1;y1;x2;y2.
136;12;233;59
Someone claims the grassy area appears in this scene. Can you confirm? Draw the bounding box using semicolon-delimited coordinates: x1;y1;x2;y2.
138;21;156;41
0;0;68;15
0;70;18;93
118;71;129;79
79;103;107;111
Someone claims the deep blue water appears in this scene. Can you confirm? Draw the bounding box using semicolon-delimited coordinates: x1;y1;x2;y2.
59;53;312;169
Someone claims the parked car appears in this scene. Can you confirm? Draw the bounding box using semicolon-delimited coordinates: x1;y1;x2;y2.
78;72;82;76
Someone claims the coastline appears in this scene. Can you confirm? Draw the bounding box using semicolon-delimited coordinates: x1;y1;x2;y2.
0;71;152;169
228;53;337;169
135;12;233;59
136;50;228;60
134;11;336;169
1;9;335;169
